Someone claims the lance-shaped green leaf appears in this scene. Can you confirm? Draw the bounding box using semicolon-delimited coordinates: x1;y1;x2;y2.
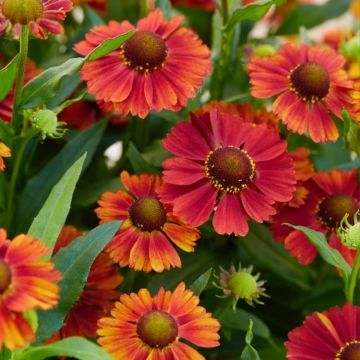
0;55;19;101
240;320;261;360
287;225;352;282
35;221;120;343
28;154;86;256
342;110;360;156
20;58;85;109
190;268;212;296
14;120;107;234
127;142;159;174
17;337;111;360
224;0;285;32
86;30;135;61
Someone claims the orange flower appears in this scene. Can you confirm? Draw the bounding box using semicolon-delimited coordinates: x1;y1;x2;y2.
95;171;200;272
49;226;123;339
0;142;11;171
249;43;354;143
349;81;360;124
0;229;60;350
98;282;220;359
351;0;360;18
74;9;211;118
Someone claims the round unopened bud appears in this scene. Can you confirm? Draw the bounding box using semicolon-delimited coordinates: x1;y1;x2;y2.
342;223;360;250
253;44;276;57
2;0;43;25
227;272;258;300
31;109;67;139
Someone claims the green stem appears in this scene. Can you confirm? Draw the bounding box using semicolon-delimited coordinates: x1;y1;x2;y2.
140;0;148;17
12;26;29;132
221;0;229;23
5;130;37;229
346;247;360;303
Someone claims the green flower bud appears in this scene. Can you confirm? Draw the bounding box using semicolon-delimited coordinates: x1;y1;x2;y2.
214;263;268;309
31;109;67;140
253;44;276;57
2;0;43;25
338;211;360;250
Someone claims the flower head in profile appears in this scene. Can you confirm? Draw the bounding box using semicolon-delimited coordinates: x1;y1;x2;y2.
270;169;360;265
0;0;73;39
48;226;123;340
248;43;353;143
286;303;360;360
0;229;61;350
98;282;220;360
194;101;279;133
0;142;11;171
74;9;211;118
95;171;200;272
214;263;267;309
160;109;296;236
171;0;216;11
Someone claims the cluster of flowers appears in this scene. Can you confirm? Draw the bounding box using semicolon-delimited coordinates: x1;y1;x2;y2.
0;0;359;359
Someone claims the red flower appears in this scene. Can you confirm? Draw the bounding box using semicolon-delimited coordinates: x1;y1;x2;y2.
270;169;360;265
286;303;360;360
97;282;220;360
74;9;211;118
95;172;200;272
160;109;296;236
71;0;106;12
0;0;73;39
171;0;216;11
194;101;280;132
248;43;353;143
0;229;60;349
49;226;123;340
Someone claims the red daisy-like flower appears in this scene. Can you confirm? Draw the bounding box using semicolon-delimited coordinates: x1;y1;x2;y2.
194;101;280;133
0;0;73;39
286;303;360;360
0;61;41;123
270;169;360;265
160;109;296;236
171;0;216;11
48;226;123;340
0;142;11;172
98;282;220;360
74;9;211;118
248;43;353;143
71;0;106;12
95;171;201;273
0;229;61;350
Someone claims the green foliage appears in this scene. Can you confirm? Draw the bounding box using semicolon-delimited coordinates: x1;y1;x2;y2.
14;121;107;234
190;268;213;296
20;58;85;109
86;30;135;61
35;221;120;343
0;54;18;101
17;337;111;360
127;142;159;174
28;154;85;257
240;320;261;360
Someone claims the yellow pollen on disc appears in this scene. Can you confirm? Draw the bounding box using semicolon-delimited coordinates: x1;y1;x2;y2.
120;31;168;73
335;340;360;360
205;146;256;194
0;259;12;295
137;310;178;349
3;0;44;25
289;62;330;103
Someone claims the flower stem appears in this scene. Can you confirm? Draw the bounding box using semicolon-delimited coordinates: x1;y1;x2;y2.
12;25;29;132
140;0;148;17
221;0;229;23
346;247;360;303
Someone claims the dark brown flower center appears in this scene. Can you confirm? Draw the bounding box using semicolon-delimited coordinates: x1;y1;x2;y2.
0;259;11;294
335;341;360;360
3;0;44;25
121;31;168;73
317;194;359;230
137;310;178;348
129;196;167;231
289;62;330;103
205;146;255;193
